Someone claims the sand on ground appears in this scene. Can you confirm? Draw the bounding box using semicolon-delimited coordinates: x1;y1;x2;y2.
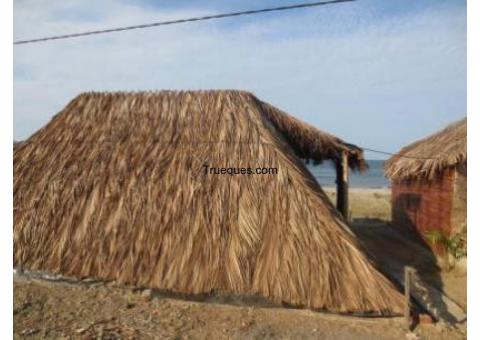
323;187;392;221
325;188;467;310
14;276;464;340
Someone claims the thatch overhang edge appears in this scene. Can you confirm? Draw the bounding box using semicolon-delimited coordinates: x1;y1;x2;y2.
254;98;367;171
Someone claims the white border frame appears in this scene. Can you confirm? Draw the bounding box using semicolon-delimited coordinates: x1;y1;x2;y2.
0;0;13;338
467;0;478;337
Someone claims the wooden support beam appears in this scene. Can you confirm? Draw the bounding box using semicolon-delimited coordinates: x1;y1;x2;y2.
336;151;349;220
404;266;414;330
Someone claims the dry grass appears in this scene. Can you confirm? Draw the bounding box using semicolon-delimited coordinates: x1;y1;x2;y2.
14;90;403;314
384;118;466;180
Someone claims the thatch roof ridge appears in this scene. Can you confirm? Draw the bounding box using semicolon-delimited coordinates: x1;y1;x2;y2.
44;90;366;170
385;118;466;180
75;89;256;97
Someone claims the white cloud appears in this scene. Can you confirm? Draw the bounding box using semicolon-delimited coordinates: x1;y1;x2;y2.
14;1;466;158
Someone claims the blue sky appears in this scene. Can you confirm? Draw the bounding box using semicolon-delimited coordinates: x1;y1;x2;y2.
14;0;466;159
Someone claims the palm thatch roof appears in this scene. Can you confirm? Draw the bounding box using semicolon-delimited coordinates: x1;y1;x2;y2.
14;90;403;314
385;118;467;181
13;141;24;150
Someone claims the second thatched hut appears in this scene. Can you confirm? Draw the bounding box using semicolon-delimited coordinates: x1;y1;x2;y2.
385;118;467;258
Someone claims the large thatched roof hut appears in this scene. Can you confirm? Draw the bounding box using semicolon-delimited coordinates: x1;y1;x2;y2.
385;118;467;256
14;90;404;314
13;141;24;150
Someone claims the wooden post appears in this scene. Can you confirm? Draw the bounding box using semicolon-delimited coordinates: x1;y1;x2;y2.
336;151;349;221
404;266;414;330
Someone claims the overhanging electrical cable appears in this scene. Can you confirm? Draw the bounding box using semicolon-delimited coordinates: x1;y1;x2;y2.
14;0;356;45
361;147;438;160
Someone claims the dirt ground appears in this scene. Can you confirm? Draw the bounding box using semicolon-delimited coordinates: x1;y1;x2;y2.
14;189;467;339
14;276;465;340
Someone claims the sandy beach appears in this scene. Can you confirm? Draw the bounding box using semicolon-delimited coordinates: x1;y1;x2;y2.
323;187;392;221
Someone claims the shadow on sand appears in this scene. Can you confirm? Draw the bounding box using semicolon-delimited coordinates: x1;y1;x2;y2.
349;217;459;324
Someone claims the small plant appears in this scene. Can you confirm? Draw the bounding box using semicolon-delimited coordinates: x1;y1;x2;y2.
424;226;467;259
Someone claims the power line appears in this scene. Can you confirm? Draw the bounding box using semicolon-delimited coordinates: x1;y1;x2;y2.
361;147;438;160
172;143;438;160
14;0;356;45
162;142;439;160
15;139;437;160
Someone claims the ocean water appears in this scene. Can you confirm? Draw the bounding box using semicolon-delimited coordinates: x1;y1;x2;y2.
306;160;390;188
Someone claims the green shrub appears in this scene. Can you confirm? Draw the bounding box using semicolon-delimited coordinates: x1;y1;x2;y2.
424;226;467;259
